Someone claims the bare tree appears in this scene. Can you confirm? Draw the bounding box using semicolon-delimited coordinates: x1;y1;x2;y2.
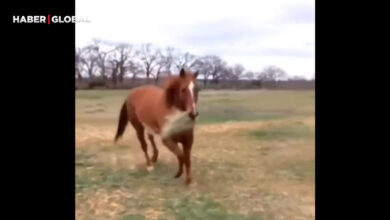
173;51;198;72
219;66;234;82
109;43;134;84
230;64;245;81
209;57;228;84
154;53;166;85
258;65;288;81
193;55;227;86
153;47;177;84
75;48;85;81
93;40;115;80
139;43;160;83
109;60;120;86
163;46;175;75
242;71;255;80
80;45;99;79
76;40;302;90
127;60;144;84
97;51;109;80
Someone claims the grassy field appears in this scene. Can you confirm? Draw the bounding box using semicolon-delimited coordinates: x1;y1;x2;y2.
76;89;315;220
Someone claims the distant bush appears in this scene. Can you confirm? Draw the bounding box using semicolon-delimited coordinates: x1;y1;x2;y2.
76;77;315;90
88;78;108;89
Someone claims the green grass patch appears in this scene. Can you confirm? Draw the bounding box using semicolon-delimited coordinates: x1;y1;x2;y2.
251;124;313;141
164;196;262;220
77;89;314;124
121;214;146;220
197;107;287;124
76;89;315;220
276;160;315;181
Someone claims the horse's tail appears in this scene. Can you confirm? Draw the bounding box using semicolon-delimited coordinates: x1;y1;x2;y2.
114;102;128;142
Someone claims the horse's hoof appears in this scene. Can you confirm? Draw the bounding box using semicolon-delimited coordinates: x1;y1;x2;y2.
146;166;154;172
174;171;183;178
185;177;192;185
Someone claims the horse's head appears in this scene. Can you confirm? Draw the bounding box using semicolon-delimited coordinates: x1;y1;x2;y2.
164;68;199;120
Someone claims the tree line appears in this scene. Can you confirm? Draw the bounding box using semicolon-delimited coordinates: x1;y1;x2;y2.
76;40;309;89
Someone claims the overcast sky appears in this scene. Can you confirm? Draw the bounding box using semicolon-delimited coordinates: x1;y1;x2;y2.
76;0;315;79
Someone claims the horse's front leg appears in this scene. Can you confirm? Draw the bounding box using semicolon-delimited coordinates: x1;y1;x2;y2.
162;138;184;178
148;134;159;163
182;132;194;185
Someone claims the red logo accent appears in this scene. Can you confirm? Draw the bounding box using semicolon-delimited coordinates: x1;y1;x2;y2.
48;14;50;25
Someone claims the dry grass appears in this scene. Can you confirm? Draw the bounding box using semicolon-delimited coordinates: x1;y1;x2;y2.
76;89;315;220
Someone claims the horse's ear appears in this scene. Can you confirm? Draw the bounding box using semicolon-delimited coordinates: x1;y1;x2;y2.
194;71;199;79
180;68;185;78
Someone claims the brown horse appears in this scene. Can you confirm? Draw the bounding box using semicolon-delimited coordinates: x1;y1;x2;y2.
114;68;199;185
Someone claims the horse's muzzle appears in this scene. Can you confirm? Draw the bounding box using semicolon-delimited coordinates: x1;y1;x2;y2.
189;111;199;120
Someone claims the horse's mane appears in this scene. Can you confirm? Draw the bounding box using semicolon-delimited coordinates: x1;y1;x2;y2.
161;76;182;108
161;76;181;90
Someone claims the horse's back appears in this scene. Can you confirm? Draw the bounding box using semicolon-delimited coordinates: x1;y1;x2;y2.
127;85;163;106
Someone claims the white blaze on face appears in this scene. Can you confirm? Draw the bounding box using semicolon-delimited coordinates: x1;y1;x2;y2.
188;81;196;113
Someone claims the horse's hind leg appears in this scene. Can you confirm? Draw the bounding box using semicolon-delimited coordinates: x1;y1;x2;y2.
129;117;152;170
148;134;158;163
162;138;184;178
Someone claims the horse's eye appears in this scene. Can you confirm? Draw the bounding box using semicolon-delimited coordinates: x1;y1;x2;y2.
181;88;187;93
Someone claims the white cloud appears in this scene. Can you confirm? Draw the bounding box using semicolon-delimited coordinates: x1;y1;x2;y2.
76;0;315;78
